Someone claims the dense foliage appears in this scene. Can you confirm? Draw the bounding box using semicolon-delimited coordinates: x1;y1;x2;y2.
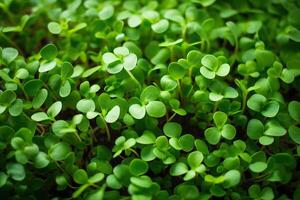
1;0;300;199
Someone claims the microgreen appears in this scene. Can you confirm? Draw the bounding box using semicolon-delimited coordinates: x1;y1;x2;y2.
1;0;300;199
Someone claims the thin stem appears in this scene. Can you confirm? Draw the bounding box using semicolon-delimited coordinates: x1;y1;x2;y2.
168;113;177;122
242;91;248;112
99;114;111;142
15;79;29;101
126;70;141;91
130;148;139;157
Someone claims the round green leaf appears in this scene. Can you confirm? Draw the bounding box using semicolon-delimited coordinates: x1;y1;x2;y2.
259;136;274;146
205;127;221;145
2;47;18;64
140;85;160;102
151;19;169;33
129;159;148;176
221;124;236;140
105;105;120;123
73;169;88;184
200;66;215;79
31;112;49;122
247;119;264;140
33;152;50;168
261;101;279;118
249;162;267;173
223;170;241;188
40;44;57;60
123;53;137;71
76;99;95;113
288;101;300;122
201;55;218;70
163;122;182;138
98;5;114;20
128;15;142;28
178;134;195;152
213;111;227;128
168;62;186;80
187;151;204;169
48;22;62;34
129;104;146;119
146;101;166;118
49;142;71;161
288;126;300;144
6;163;25;181
216;63;230;77
247;94;267;112
47;101;62;118
0;90;16;106
170;162;188;176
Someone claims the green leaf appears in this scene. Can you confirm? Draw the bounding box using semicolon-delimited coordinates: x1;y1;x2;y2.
140;85;160;102
289;126;300;144
15;68;29;79
247;119;264;140
205;127;221;145
168;62;186;80
146;101;166;118
32;89;48;109
48;22;62;34
213;111;227;128
136;130;156;144
123;53;137;71
178;134;195;152
6;163;25;181
201;55;218;70
47;101;62;118
170;162;188;176
8;99;23;116
259;136;274;146
24;79;43;96
288;101;300;122
223;170;241;188
216;63;230;77
221;124;236;140
59;80;71;97
187;151;204;169
264;120;286;137
129;104;146;119
0;90;16;106
247;94;267;112
128;15;142;28
61;61;74;79
163;122;182;138
73;169;88;184
0;172;8;188
33;152;50;169
193;0;216;7
31;112;49;122
98;5;114;20
200;66;215;79
2;47;18;64
105;105;120;123
49;142;71;161
151;19;169;33
129;159;148;176
76;99;95;113
40;44;57;60
106;174;122;189
249;162;267;173
261;101;279;118
39;60;56;73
